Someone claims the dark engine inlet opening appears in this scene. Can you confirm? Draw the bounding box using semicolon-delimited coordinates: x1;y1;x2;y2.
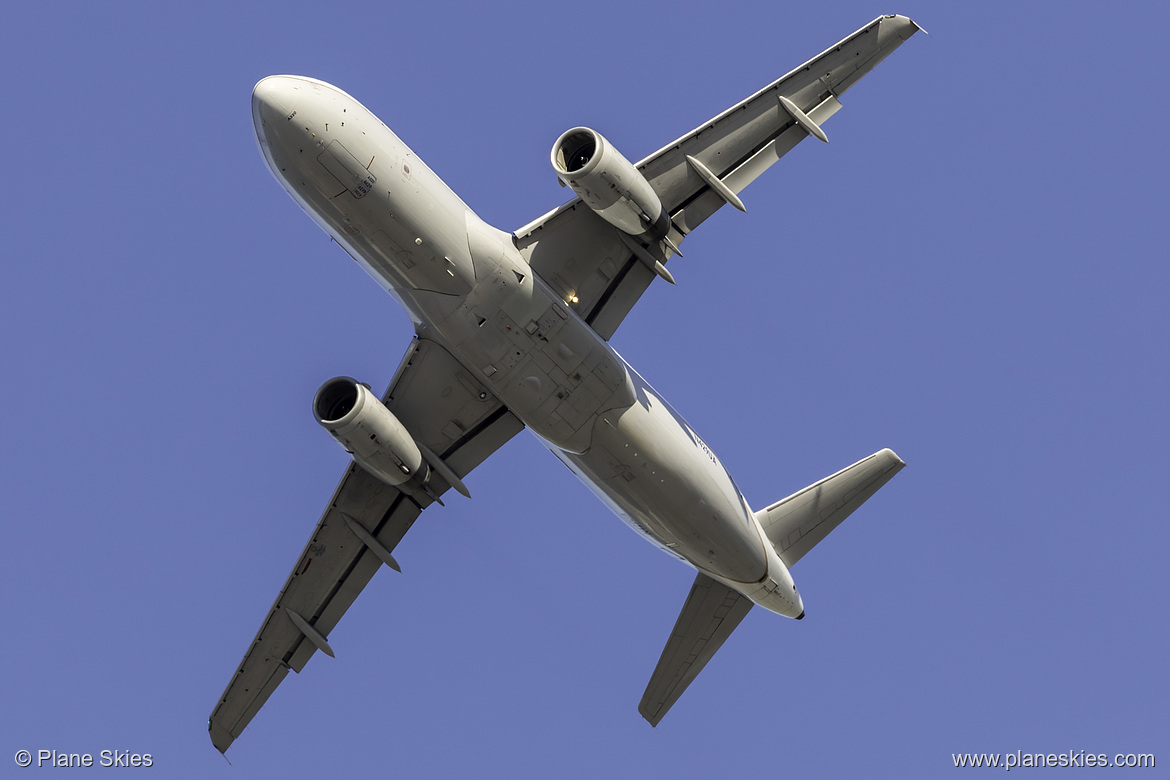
315;379;359;423
557;131;596;173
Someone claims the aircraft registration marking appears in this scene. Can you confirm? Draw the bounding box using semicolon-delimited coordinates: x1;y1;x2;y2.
696;435;717;465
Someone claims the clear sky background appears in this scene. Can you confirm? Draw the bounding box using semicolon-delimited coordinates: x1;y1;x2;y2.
2;1;1166;777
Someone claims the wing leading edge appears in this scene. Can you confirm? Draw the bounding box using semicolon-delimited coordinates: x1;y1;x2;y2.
209;338;523;753
516;15;920;340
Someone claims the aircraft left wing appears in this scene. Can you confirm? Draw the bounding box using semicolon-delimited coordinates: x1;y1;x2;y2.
208;338;523;753
514;15;919;339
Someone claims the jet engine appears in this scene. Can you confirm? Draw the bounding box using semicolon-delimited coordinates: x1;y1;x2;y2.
551;127;669;239
313;377;424;488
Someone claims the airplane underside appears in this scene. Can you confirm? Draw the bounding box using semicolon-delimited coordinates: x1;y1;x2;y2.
210;15;918;753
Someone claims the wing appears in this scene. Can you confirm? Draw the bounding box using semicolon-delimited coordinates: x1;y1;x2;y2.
515;14;920;339
208;338;523;753
638;573;753;726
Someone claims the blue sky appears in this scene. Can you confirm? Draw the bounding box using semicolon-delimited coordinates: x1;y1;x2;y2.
2;1;1166;776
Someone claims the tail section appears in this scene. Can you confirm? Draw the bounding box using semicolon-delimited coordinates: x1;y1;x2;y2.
639;449;904;726
756;448;905;568
638;573;752;726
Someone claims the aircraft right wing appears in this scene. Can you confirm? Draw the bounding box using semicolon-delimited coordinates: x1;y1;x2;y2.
515;15;920;340
208;337;523;753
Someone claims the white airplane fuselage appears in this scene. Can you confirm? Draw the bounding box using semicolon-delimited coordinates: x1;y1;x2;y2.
251;75;803;618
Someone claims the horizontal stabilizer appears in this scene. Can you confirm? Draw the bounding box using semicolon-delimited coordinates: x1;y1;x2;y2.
757;448;904;568
639;573;752;726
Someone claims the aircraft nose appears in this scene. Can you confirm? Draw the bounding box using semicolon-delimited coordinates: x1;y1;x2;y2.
253;75;304;139
252;76;292;123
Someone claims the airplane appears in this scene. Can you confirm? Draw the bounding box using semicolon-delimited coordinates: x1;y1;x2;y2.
210;14;919;753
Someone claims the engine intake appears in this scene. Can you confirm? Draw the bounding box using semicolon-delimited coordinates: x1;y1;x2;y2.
314;377;424;488
551;127;668;239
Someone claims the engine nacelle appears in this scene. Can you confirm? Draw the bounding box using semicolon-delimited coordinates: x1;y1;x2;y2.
551;127;669;239
313;377;423;488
